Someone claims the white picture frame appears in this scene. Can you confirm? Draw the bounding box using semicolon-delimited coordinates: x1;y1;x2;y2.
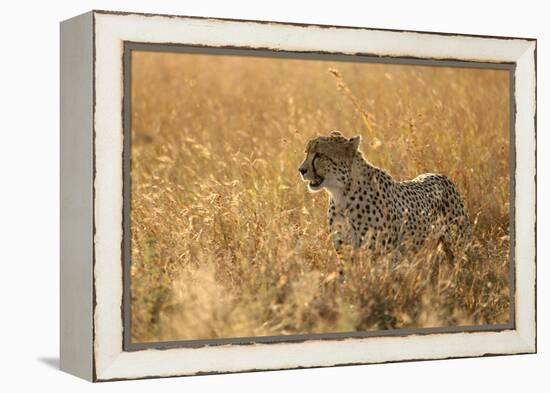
60;10;536;382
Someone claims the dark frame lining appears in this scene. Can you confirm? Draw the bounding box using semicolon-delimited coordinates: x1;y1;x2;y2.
122;42;517;352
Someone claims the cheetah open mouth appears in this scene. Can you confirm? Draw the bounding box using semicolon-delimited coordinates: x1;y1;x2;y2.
309;176;324;189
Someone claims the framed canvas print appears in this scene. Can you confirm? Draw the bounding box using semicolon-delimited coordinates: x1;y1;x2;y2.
60;10;537;382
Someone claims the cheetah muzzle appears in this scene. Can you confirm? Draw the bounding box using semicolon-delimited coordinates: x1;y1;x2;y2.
306;153;325;190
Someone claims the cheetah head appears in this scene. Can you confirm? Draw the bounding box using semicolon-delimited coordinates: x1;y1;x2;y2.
298;131;361;192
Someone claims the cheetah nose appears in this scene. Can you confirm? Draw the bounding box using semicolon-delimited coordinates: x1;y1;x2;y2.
299;167;307;176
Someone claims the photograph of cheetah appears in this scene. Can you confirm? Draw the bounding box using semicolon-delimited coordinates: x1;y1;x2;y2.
129;49;512;344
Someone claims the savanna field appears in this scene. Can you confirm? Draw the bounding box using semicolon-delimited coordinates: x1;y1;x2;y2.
130;51;511;343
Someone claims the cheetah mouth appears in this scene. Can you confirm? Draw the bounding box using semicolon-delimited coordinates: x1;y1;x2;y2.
309;176;324;189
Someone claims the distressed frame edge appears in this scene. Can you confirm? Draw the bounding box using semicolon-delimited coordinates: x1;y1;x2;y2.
512;40;537;354
91;8;537;42
59;11;95;381
91;11;537;382
96;350;537;383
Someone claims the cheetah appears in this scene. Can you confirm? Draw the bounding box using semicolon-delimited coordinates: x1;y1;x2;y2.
298;131;471;261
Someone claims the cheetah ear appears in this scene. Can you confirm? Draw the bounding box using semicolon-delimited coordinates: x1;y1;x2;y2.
329;130;343;137
349;135;361;150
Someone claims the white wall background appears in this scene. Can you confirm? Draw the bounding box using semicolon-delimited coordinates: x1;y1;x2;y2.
0;0;546;391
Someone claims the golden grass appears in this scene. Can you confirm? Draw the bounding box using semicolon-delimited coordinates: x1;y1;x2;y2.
130;51;511;343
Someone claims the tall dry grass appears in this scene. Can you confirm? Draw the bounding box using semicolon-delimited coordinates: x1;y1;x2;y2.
130;51;511;343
